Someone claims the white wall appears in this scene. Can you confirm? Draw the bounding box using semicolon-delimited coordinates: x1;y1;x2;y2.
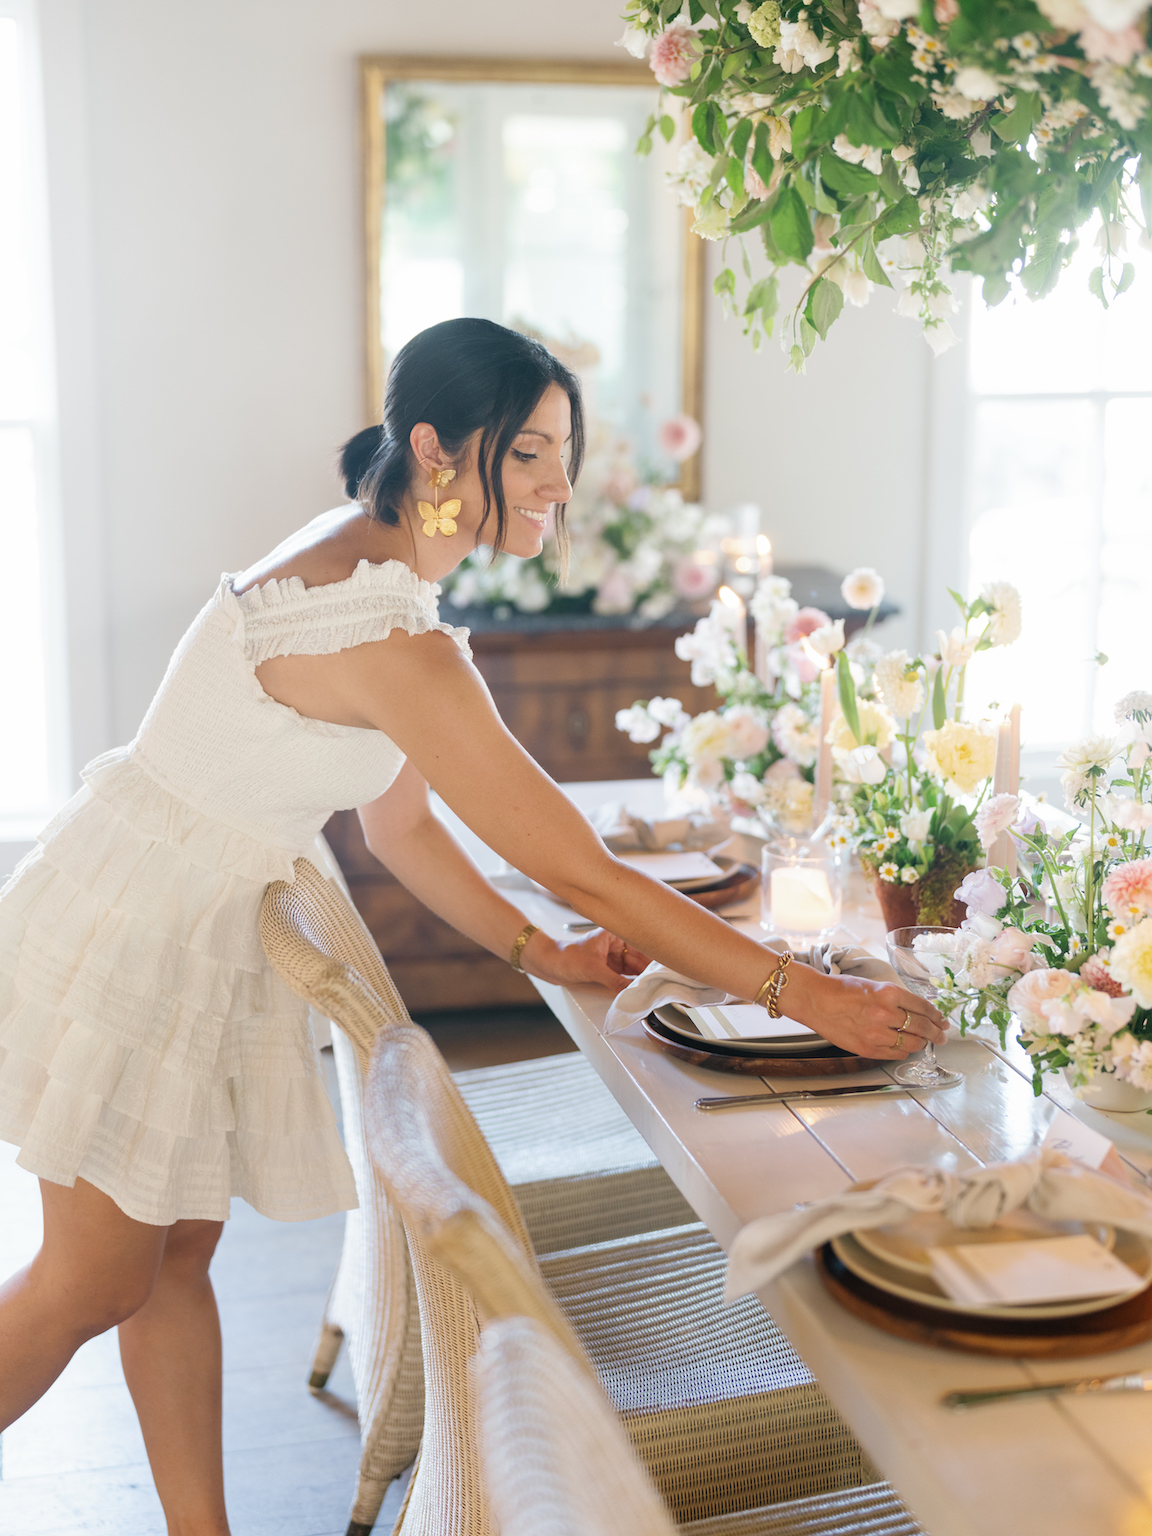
39;0;934;763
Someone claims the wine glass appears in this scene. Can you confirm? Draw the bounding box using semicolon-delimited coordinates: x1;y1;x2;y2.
885;925;963;1089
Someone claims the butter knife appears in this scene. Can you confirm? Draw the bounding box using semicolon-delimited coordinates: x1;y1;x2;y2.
944;1371;1152;1410
695;1084;909;1110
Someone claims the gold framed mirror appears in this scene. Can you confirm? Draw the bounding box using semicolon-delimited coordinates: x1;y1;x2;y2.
361;55;705;499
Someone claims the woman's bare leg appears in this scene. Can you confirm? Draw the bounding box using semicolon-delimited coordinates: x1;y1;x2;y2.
0;1176;166;1430
118;1219;230;1536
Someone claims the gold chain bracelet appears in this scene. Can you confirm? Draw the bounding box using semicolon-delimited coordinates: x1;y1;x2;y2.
508;923;540;972
754;951;793;1017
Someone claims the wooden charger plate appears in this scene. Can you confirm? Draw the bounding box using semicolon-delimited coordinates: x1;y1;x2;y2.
816;1242;1152;1357
642;1015;887;1076
680;860;759;911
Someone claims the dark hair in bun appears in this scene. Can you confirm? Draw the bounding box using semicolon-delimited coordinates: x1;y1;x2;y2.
338;425;384;501
339;317;584;555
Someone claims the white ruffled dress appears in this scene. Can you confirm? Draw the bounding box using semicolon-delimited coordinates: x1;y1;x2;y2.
0;556;471;1226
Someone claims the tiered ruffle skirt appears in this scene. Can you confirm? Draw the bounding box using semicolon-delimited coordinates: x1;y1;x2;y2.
0;750;357;1225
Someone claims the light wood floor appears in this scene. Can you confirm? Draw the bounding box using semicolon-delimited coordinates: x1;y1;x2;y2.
0;1007;570;1535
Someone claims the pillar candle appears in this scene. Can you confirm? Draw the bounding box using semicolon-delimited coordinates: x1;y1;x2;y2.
812;663;836;827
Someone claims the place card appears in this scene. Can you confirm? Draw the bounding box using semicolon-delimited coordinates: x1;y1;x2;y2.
928;1233;1145;1308
685;1004;816;1042
618;851;724;883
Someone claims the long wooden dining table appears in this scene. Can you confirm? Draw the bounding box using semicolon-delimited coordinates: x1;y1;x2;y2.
435;778;1152;1536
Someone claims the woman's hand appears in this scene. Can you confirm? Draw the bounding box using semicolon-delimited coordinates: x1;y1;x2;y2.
795;970;947;1060
520;929;652;995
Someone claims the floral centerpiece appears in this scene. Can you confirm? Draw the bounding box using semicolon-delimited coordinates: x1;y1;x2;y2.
832;580;1023;924
917;692;1152;1101
442;414;728;621
620;0;1152;364
615;566;881;830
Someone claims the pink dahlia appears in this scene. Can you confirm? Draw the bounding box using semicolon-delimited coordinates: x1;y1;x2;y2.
649;24;702;87
784;606;832;645
1080;953;1125;998
1102;856;1152;918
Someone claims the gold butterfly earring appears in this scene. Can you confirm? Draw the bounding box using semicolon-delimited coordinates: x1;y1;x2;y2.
417;465;460;538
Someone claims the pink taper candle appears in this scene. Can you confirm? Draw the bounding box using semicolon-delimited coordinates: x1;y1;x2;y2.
813;663;836;827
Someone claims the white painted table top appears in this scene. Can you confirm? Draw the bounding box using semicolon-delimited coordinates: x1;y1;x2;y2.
434;780;1152;1536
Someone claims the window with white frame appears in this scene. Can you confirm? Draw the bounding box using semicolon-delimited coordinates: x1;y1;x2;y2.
0;2;65;842
961;217;1152;755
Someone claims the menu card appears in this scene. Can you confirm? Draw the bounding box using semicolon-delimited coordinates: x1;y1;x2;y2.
618;851;724;883
685;1004;817;1042
929;1233;1145;1307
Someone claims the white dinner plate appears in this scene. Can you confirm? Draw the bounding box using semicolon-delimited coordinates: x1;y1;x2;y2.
853;1208;1116;1277
831;1228;1152;1321
654;1005;837;1056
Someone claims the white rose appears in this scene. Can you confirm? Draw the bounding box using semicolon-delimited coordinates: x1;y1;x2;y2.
731;770;767;806
954;66;1002;101
873;0;919;15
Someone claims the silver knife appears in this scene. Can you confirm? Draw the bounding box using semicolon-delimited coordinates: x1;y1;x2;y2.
695;1084;909;1110
944;1371;1152;1410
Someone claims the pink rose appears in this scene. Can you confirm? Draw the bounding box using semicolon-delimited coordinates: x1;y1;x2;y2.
672;557;718;601
1079;20;1142;63
784;606;832;645
658;413;703;463
988;926;1040;974
649;24;702;87
1007;967;1075;1028
934;0;959;19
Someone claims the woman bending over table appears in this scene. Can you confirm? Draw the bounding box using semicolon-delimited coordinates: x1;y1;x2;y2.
0;317;944;1534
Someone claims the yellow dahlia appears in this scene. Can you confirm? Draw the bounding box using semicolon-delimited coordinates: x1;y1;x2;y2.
923;719;996;794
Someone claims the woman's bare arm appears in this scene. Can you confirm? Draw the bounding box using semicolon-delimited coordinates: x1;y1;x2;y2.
357;759;642;991
322;630;945;1060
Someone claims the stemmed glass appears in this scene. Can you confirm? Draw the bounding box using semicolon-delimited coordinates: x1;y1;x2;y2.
885;925;963;1090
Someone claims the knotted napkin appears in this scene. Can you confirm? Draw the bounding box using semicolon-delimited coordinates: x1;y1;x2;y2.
725;1149;1152;1301
589;800;731;853
603;936;898;1037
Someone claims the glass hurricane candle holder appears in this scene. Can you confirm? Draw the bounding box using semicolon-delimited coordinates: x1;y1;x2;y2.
760;837;843;946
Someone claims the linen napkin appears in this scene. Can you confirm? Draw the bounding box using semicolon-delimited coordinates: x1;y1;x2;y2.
724;1149;1152;1301
603;937;898;1037
590;800;731;853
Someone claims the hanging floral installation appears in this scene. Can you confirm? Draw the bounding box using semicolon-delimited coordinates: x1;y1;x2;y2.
620;0;1151;364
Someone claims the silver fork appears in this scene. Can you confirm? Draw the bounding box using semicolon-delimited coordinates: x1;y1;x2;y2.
943;1370;1152;1410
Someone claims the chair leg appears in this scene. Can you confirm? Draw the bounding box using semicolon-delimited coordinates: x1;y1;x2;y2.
310;1317;346;1392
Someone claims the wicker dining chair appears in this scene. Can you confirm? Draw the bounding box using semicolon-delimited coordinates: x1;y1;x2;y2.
364;1022;876;1536
475;1316;926;1536
259;853;693;1534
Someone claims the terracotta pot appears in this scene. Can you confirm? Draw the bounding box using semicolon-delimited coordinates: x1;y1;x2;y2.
872;875;969;933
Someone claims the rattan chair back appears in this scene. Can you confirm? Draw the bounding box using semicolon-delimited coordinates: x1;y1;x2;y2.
475;1315;677;1536
259;853;423;1534
365;1023;597;1536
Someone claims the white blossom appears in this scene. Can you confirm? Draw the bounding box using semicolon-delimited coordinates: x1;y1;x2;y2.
954;66;1002;101
840;567;885;610
981;580;1023;645
937;626;977;668
901;807;933;842
648;695;687;728
874;651;925;718
805;618;846;659
615;705;661;744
